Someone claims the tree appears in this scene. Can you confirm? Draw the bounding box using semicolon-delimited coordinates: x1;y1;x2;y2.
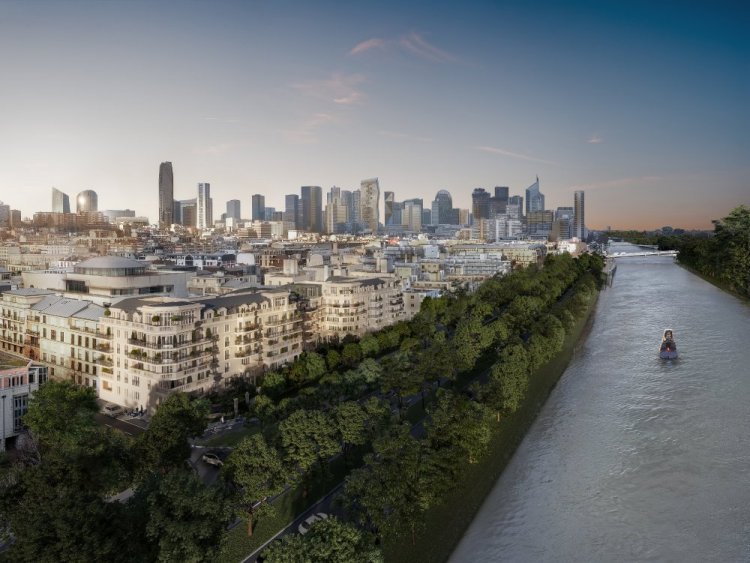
359;334;380;357
356;358;382;385
343;426;437;545
304;351;327;382
485;344;529;416
426;391;491;465
334;401;368;460
23;380;99;451
251;394;276;428
326;348;341;371
141;469;232;561
452;314;492;372
341;342;362;367
135;393;208;478
0;452;124;562
263;516;382;563
261;371;286;399
225;434;288;536
279;409;340;474
380;352;421;414
713;205;750;295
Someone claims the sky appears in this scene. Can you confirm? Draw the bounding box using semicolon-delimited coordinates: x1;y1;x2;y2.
0;0;747;230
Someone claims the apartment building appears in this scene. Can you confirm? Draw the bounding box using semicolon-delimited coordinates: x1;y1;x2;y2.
294;275;405;341
0;363;46;451
99;287;304;412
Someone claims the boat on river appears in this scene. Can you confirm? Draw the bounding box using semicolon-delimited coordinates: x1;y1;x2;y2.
659;329;678;359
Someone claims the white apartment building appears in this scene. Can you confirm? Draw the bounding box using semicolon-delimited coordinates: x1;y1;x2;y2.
0;363;46;451
297;275;405;341
99;287;304;412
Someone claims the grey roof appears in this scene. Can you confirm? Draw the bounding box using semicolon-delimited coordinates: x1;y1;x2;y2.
112;297;197;314
76;256;145;269
327;276;386;287
8;288;56;296
73;303;106;321
194;289;270;313
35;297;91;318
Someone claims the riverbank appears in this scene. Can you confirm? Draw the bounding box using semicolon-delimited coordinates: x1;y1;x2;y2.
676;261;750;303
384;289;600;563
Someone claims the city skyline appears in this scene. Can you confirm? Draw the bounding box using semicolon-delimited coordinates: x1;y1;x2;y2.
0;1;747;229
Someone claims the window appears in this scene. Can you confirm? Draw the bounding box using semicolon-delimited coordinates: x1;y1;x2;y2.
13;395;28;432
132;376;140;386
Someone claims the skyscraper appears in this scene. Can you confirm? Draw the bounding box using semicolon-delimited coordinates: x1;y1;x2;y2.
0;202;9;228
359;178;380;233
402;199;422;232
573;190;586;240
76;190;98;213
51;187;70;213
384;191;395;227
227;199;241;220
197;183;212;229
471;188;490;223
490;186;509;216
300;186;323;233
251;194;265;221
508;195;523;218
431;190;453;225
525;177;544;215
325;186;350;234
284;194;300;229
158;162;174;228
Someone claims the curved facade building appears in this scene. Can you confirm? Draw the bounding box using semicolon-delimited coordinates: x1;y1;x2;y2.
76;190;98;213
431;189;453;225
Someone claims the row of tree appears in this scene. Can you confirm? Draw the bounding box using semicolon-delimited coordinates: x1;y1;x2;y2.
339;255;602;546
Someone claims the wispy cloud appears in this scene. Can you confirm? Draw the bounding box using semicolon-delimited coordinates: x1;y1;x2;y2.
570;175;662;191
283;113;337;144
349;38;387;55
399;32;457;63
475;145;559;165
349;32;457;63
378;130;433;143
294;73;366;105
587;134;603;144
192;143;235;155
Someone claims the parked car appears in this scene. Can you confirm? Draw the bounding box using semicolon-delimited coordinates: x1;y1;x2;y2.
102;404;124;417
298;512;328;535
201;452;224;467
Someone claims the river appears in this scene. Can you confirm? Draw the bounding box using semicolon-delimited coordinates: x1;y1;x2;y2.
451;245;750;562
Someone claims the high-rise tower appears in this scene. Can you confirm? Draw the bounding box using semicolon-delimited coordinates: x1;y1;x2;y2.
300;186;323;233
51;187;71;213
251;194;265;221
471;188;490;223
158;162;174;228
573;190;586;240
226;199;241;220
197;183;212;229
359;178;380;233
525;177;544;215
384;191;395;227
431;190;453;225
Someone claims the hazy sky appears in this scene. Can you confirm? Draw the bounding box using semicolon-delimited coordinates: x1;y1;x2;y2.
0;0;747;229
